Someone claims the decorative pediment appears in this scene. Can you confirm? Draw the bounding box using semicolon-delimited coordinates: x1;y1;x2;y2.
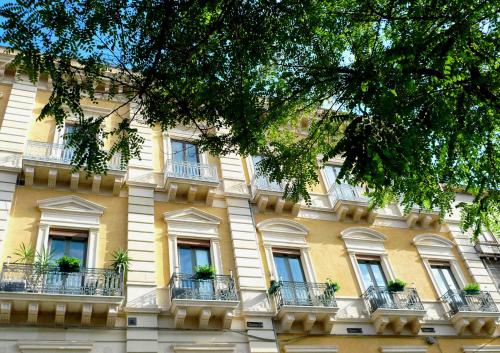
413;234;455;259
257;218;309;247
340;227;387;254
413;234;454;248
38;195;105;215
163;207;221;225
163;208;221;238
341;227;387;242
257;218;309;236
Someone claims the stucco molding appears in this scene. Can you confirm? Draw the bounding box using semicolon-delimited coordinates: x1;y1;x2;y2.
38;195;105;216
284;345;339;353
379;346;427;353
163;207;223;275
462;346;500;353
35;196;105;268
18;341;93;353
173;343;235;353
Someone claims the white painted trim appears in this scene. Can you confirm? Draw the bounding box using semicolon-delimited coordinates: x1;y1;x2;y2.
18;341;93;353
163;207;222;275
257;218;316;282
413;233;466;296
173;344;235;353
379;346;427;353
284;345;339;353
462;346;500;353
36;196;105;268
341;227;396;293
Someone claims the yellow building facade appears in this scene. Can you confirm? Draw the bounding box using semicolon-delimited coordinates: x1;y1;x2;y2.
0;56;499;353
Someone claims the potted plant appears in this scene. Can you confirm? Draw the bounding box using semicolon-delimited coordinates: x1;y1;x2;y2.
268;279;281;295
13;242;35;264
111;249;130;274
325;278;340;293
193;265;216;280
463;283;481;295
56;256;81;273
387;279;406;292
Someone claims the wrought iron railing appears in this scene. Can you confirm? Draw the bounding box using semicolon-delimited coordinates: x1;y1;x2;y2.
251;175;284;193
273;281;337;310
164;159;219;183
440;290;498;316
169;273;238;301
24;141;123;170
329;184;368;204
362;286;424;314
0;263;124;296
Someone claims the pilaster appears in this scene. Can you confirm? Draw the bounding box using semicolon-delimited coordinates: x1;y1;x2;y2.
0;171;18;259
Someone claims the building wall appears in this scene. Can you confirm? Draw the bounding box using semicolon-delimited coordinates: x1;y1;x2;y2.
0;64;498;353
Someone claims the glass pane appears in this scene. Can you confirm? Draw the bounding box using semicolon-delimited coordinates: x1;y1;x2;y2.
358;262;374;288
274;255;291;282
49;238;65;261
171;141;185;163
179;247;194;274
370;262;387;287
441;267;460;292
432;267;450;295
323;166;337;189
194;248;211;267
185;143;199;163
68;239;87;266
288;257;306;282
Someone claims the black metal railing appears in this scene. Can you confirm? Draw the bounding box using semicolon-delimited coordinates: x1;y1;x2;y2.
362;286;424;314
0;263;124;296
169;273;238;301
273;281;337;310
440;289;498;316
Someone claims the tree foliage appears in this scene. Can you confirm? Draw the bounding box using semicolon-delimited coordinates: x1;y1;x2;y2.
0;0;498;239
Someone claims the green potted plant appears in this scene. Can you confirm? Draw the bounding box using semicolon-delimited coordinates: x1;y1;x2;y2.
111;249;131;274
13;242;35;264
325;278;340;293
463;283;481;295
56;256;81;273
268;279;281;295
387;279;406;292
193;265;216;280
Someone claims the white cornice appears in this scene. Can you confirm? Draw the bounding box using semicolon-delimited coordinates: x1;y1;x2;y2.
379;347;427;353
284;345;339;353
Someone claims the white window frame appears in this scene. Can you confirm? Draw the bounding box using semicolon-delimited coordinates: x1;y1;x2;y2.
412;233;466;296
163;207;223;275
340;227;396;292
163;128;209;168
256;218;316;283
36;196;105;268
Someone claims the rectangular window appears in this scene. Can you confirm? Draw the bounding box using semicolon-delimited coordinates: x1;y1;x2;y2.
177;240;211;275
48;229;88;266
273;251;306;283
483;258;500;290
357;258;388;289
430;263;461;295
171;140;199;164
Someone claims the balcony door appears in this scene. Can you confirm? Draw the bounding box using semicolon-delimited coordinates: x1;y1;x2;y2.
430;264;461;296
324;165;359;200
273;251;310;305
171;140;200;177
358;258;393;308
178;241;213;299
46;229;88;293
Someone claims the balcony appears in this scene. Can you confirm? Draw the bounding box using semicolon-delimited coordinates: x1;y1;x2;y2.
164;160;220;205
474;242;500;257
272;281;339;333
168;273;239;329
0;263;124;327
404;205;440;230
250;176;299;215
23;141;125;194
440;290;500;335
362;286;426;334
328;184;376;223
